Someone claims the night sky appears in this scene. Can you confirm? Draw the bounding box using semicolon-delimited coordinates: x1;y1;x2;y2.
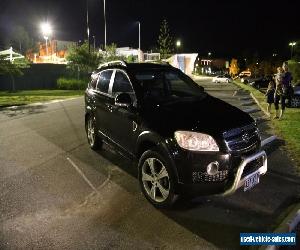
0;0;299;59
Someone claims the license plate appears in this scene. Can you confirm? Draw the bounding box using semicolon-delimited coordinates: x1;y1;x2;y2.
244;172;260;191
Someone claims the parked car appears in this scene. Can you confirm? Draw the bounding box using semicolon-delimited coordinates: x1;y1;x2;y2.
241;76;263;84
84;60;267;208
212;75;233;83
291;82;300;108
249;76;273;89
239;71;251;78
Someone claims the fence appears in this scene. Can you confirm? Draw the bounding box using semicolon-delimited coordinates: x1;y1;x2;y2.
0;64;67;91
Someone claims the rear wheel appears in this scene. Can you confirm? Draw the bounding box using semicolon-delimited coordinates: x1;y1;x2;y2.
86;115;102;150
138;150;178;208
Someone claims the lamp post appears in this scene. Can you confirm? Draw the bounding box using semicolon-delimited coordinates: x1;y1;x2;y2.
86;0;90;53
93;36;96;51
289;42;296;59
138;21;141;51
41;22;52;57
103;0;107;48
176;40;181;53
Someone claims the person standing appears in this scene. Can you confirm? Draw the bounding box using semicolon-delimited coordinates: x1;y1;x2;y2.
265;80;275;115
282;62;293;107
274;67;285;119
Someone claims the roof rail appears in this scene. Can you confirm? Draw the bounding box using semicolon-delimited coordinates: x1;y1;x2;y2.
98;60;127;69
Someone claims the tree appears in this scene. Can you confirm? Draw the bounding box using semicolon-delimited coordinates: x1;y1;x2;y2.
102;43;125;62
0;55;29;92
229;58;239;76
67;41;103;78
8;26;32;54
157;19;174;59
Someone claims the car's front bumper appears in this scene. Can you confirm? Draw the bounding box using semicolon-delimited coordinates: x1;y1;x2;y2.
220;150;267;196
170;146;267;196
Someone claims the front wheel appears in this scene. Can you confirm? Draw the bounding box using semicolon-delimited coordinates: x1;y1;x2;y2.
138;150;178;208
291;96;300;108
85;115;102;150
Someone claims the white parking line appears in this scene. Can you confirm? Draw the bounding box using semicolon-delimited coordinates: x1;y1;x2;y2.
261;135;277;147
66;157;99;193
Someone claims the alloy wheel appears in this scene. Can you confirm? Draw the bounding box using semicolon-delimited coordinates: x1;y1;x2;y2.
141;157;170;203
87;117;95;146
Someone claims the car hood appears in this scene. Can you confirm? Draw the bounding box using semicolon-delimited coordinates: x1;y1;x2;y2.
141;94;254;138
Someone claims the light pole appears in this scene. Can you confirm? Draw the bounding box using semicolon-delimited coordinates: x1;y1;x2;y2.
176;40;181;53
138;21;141;51
103;0;107;48
289;42;296;59
86;0;90;53
41;22;52;57
93;36;96;51
208;52;212;58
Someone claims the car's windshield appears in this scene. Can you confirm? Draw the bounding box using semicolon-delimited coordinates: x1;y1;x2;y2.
132;69;205;104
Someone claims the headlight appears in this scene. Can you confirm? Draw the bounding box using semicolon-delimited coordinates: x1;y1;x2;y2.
174;131;219;151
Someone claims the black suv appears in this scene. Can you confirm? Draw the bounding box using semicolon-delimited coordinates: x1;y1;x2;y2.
84;61;267;208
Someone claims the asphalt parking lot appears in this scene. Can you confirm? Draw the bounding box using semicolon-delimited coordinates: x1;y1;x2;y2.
0;78;299;249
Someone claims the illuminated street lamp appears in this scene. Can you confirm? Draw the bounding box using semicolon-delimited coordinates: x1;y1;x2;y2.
208;52;212;57
289;41;296;59
176;40;181;53
40;22;52;57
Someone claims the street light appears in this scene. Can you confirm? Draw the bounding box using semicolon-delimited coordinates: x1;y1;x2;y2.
40;22;52;57
176;40;181;53
289;41;296;59
86;0;90;53
137;21;141;51
103;0;107;48
208;52;212;57
93;35;96;51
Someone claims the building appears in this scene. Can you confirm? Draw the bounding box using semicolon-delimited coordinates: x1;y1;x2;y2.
27;40;75;64
167;54;198;75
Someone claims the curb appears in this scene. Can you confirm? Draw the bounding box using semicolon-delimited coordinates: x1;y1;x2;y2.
250;92;270;118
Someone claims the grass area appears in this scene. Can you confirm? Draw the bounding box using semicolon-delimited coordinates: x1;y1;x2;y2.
0;90;84;107
234;80;300;168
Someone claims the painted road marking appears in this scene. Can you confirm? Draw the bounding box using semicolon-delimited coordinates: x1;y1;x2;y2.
66;157;99;194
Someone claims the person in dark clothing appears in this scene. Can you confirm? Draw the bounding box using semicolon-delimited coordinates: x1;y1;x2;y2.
265;80;275;115
282;62;293;107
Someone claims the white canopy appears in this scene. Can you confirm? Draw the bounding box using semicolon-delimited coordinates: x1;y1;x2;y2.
0;47;24;62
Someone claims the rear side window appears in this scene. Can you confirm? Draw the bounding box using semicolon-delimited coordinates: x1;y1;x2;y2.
112;71;133;96
89;74;98;89
96;70;113;93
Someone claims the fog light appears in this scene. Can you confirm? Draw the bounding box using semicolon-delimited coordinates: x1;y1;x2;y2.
207;161;219;175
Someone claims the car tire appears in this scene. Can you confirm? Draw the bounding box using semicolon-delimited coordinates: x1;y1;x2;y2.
138;149;178;208
85;114;102;150
291;96;300;108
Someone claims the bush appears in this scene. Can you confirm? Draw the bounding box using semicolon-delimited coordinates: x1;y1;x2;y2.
57;77;87;90
288;60;300;83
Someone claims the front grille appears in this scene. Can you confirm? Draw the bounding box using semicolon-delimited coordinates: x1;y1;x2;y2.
223;123;260;154
192;170;229;183
241;156;264;178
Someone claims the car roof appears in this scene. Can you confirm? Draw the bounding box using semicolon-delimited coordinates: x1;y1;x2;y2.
93;62;173;74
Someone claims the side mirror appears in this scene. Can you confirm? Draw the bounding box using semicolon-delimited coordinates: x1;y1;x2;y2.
115;93;132;108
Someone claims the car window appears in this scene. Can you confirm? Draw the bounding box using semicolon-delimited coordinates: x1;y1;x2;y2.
112;71;133;96
89;73;98;89
96;70;113;93
134;69;205;103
